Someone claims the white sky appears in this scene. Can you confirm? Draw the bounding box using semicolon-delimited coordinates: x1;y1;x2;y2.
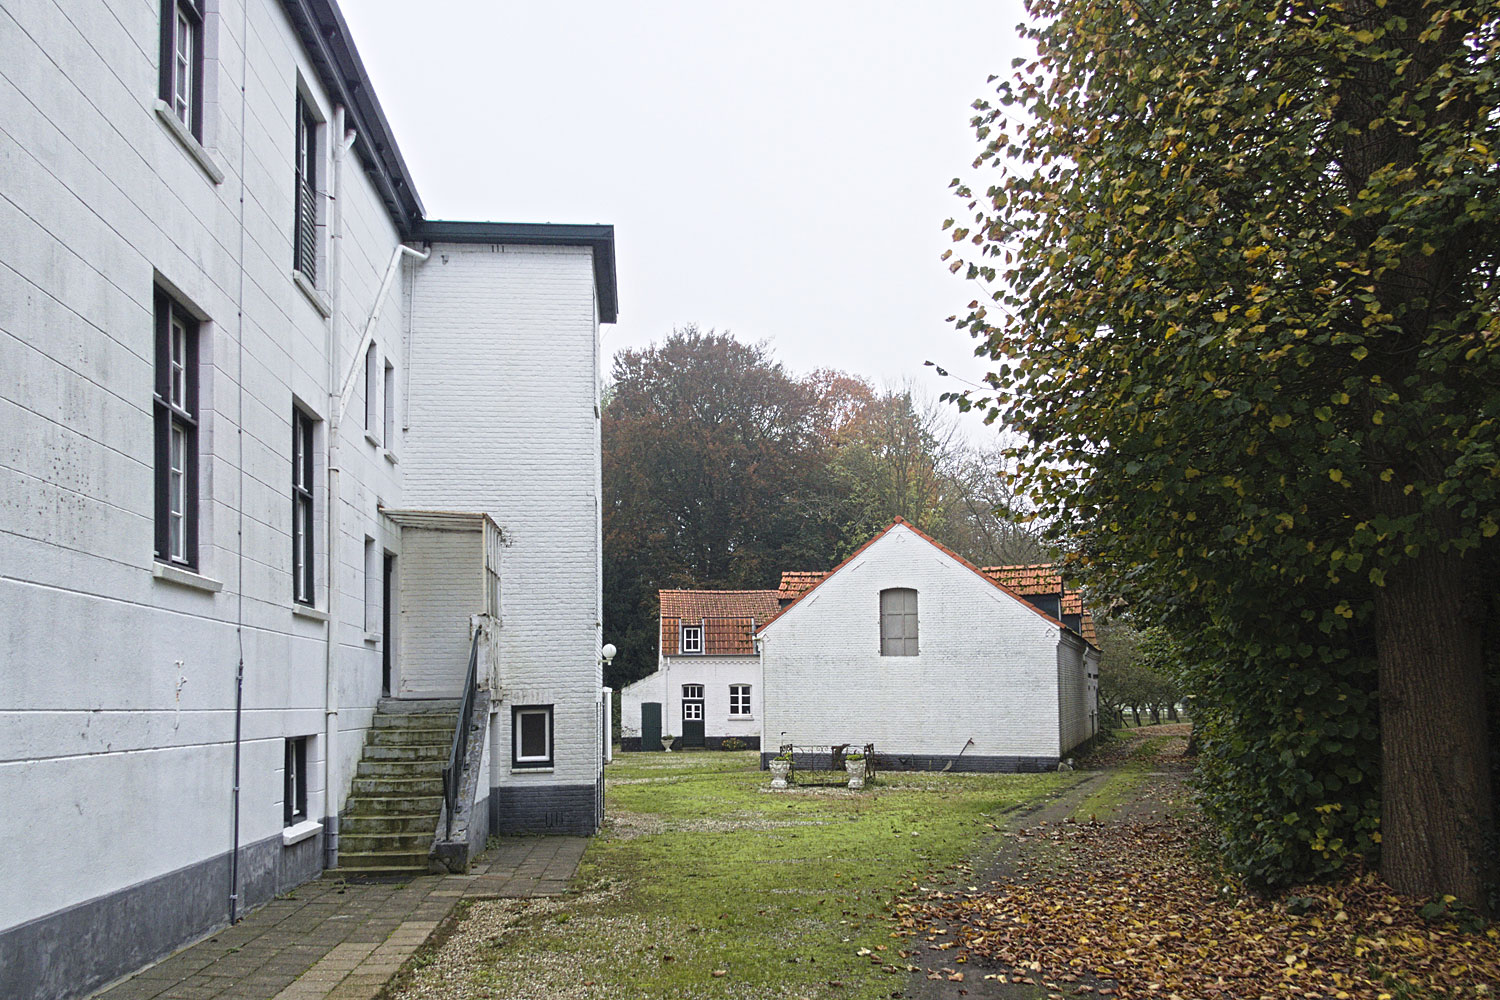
340;1;1033;440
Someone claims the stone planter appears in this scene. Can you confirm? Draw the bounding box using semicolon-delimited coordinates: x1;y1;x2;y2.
845;759;867;790
769;759;792;789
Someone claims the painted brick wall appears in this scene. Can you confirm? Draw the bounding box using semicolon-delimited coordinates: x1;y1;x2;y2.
396;525;482;697
759;525;1069;760
402;244;604;817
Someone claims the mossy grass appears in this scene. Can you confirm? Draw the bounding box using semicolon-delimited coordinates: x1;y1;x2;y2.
1071;734;1168;822
450;751;1070;999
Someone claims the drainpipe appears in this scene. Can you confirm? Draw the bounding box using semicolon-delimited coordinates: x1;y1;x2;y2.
323;108;356;870
322;230;430;869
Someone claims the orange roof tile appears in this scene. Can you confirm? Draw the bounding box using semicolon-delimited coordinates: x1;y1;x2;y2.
777;571;827;601
660;590;781;656
980;564;1096;643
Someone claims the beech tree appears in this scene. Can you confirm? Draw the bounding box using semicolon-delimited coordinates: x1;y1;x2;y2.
947;1;1500;904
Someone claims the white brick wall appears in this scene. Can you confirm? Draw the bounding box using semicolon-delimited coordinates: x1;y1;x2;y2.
402;244;604;789
620;655;762;740
759;524;1076;760
0;0;606;946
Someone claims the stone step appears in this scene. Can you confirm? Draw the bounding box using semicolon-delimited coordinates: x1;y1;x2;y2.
344;794;444;816
355;759;445;779
362;744;449;762
335;849;430;870
339;831;433;855
377;697;462;715
340;813;440;835
350;775;445;797
365;728;455;747
372;713;458;730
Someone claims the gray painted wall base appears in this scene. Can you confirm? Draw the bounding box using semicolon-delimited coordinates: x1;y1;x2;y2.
490;784;599;837
759;752;1060;774
0;830;323;1000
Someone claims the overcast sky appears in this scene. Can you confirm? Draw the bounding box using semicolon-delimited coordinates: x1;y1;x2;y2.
341;1;1033;440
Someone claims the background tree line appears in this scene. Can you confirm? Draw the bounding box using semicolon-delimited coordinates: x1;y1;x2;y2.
602;326;1046;690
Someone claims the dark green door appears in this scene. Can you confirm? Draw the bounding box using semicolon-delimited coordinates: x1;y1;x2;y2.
641;702;662;752
681;684;705;747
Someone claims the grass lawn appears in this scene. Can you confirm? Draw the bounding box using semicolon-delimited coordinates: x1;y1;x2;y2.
393;751;1073;1000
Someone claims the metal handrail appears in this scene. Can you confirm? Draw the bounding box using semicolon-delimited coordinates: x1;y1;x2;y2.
442;628;481;840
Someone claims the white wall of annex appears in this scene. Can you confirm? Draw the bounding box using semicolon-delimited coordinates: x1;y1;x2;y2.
758;525;1064;760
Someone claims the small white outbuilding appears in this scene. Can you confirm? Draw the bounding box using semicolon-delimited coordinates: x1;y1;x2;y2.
756;519;1099;771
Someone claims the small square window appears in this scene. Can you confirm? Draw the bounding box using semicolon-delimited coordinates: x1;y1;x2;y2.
513;705;553;768
729;685;751;716
284;737;308;826
680;625;703;654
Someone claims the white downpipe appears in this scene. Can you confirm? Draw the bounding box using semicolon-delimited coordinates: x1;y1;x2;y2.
323;109;356;869
335;244;430;417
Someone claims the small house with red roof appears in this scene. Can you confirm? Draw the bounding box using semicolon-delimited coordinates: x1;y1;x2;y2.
757;519;1099;771
619;588;781;750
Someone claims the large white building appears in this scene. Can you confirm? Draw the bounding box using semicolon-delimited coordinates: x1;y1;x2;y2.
0;2;615;997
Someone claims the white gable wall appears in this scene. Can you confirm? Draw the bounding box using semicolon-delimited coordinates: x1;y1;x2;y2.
760;525;1066;763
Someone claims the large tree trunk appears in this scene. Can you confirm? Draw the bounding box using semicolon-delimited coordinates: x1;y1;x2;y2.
1375;543;1494;910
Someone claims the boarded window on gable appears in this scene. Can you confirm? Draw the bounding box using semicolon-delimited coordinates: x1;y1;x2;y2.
880;588;918;656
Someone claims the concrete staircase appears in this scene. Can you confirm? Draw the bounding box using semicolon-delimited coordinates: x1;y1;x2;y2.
335;700;459;874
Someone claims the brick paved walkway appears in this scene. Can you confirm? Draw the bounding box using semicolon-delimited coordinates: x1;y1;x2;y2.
92;837;587;1000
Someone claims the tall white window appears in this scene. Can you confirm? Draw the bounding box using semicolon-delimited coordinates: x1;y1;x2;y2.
880;588;919;656
159;0;204;139
292;407;316;604
364;343;379;435
293;93;319;282
383;361;396;448
729;685;751;716
364;537;378;633
154;288;199;567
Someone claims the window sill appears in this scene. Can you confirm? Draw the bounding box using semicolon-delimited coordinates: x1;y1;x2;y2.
728;716;756;722
153;562;223;593
292;604;329;622
282;819;322;846
363;631;381;644
293;270;332;317
510;766;554;774
364;430;382;448
154;101;225;184
382;448;398;465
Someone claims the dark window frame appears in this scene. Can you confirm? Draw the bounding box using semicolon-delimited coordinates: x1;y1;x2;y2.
284;737;308;826
153;288;200;568
512;705;554;769
879;587;919;656
158;0;205;140
291;406;315;605
293;93;318;283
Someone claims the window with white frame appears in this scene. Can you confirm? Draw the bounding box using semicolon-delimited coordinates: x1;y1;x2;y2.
363;537;378;633
293;92;319;283
680;624;703;654
283;737;308;826
291;406;315;604
383;361;396;449
880;587;919;656
364;343;379;436
729;684;751;716
513;705;553;768
154;288;200;568
159;0;204;139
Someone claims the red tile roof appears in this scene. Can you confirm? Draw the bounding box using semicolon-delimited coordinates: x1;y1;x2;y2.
659;590;781;656
980;564;1096;643
758;519;1098;648
777;571;827;601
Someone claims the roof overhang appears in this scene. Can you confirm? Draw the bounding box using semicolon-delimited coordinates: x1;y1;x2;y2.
278;2;619;324
379;508;498;533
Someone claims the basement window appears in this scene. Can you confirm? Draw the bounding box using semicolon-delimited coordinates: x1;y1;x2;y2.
284;737;308;826
513;705;553;769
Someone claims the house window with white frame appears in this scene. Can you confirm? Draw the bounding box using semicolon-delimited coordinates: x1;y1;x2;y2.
293;93;318;283
880;587;919;656
364;343;379;436
729;684;751;716
680;623;703;654
513;705;553;768
154;288;200;568
291;406;315;604
159;0;204;139
283;737;307;826
383;360;396;450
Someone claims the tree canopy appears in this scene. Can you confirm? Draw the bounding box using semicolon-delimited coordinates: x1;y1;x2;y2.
946;0;1500;906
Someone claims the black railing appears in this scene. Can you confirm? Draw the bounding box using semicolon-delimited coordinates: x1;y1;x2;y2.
442;628;481;841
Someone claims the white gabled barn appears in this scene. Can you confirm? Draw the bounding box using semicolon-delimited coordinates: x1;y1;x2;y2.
756;519;1099;771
